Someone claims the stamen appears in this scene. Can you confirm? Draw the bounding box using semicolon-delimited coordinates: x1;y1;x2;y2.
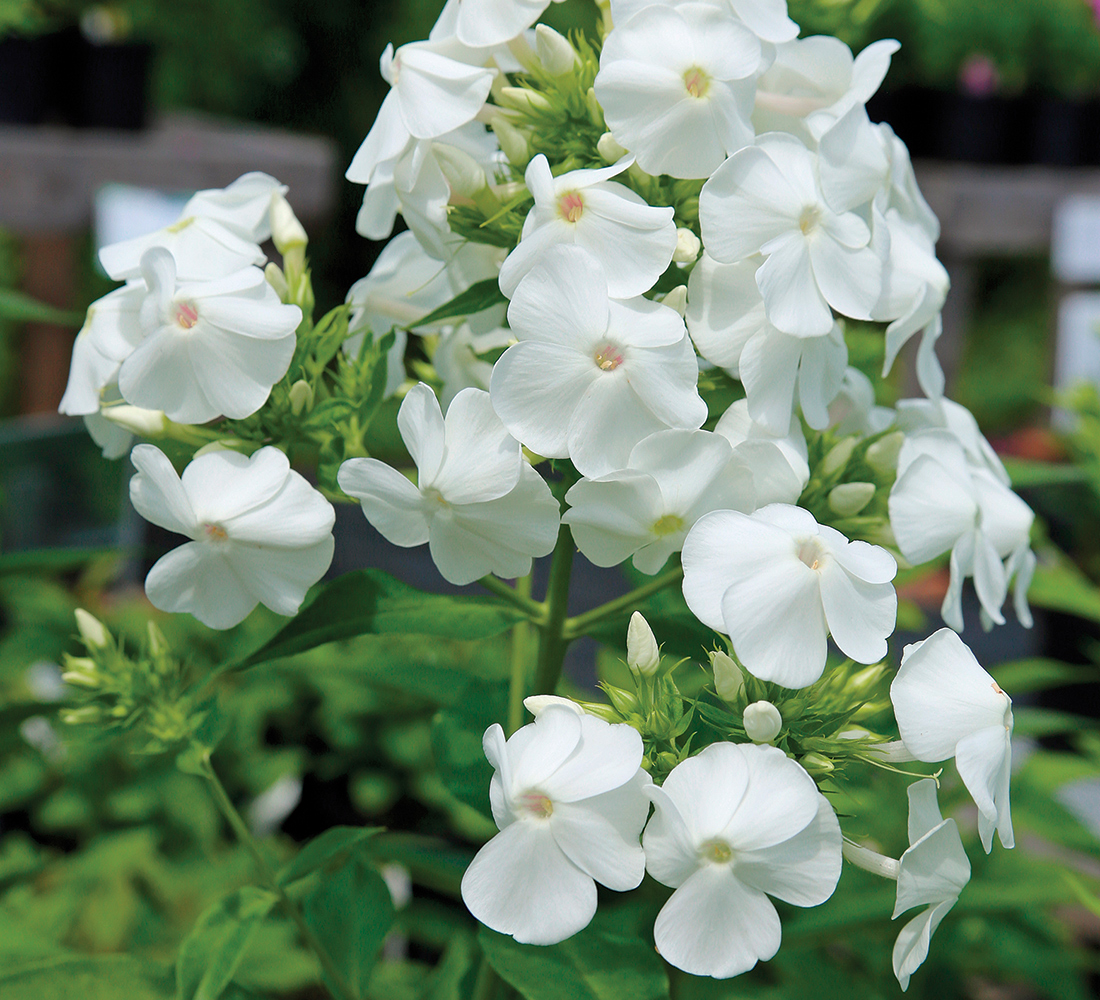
558;190;584;223
652;514;684;537
522;793;553;818
683;66;710;99
175;302;199;329
593;343;624;371
798;206;820;236
203;523;228;542
700;839;732;864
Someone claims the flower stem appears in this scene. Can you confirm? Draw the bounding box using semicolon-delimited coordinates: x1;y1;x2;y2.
562;564;684;639
507;575;533;735
472;955;502;1000
198;754;360;1000
533;525;576;696
842;838;901;880
479;573;546;620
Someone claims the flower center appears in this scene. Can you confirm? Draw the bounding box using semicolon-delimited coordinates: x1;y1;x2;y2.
797;537;825;571
683;66;710;99
558;190;584;223
521;793;553;819
798;206;821;236
651;513;684;537
203;522;228;542
700;839;732;864
593;343;624;371
174;301;199;329
422;487;450;509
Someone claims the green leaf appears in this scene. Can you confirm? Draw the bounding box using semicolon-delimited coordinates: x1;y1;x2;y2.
990;658;1099;695
431;677;508;818
0;547;116;577
479;921;671;1000
417;932;476;1000
369;832;473;898
1027;556;1100;625
0;288;84;326
412;278;506;328
278;826;382;886
1001;457;1089;488
175;886;277;1000
232;570;528;670
0;955;173;999
303;848;396;1000
1012;706;1098;737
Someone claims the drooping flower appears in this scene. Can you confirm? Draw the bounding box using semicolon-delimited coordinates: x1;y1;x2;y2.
129;445;335;630
337;384;559;585
563;428;754;574
594;3;761;180
682;503;897;687
497;154;677;299
117;248;301;425
890;628;1014;852
892;779;972;990
461;704;651;944
490;245;706;478
643;742;841;978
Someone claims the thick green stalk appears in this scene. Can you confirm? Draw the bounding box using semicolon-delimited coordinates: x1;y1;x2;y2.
562;564;684;639
507;575;534;735
199;755;360;1000
532;525;576;696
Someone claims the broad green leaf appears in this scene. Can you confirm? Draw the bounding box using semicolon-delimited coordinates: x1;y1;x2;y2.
1012;706;1097;737
479;920;671;1000
278;826;382;886
233;570;527;669
1001;457;1088;488
303;848;396;1000
418;932;476;1000
431;677;508;818
175;886;277;1000
0;955;173;1000
0;547;116;577
1027;557;1100;625
413;278;506;328
369;832;473;898
0;289;84;326
990;658;1098;695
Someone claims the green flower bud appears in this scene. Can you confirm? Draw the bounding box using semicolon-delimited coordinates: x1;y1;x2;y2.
101;404;168;438
821;437;857;478
270;193;308;254
74;609;110;649
264;262;289;299
288;379;314;416
490;115;530;168
500;86;551;113
603;683;638;718
534;24;577;76
434;143;489;200
828;481;876;517
626;611;661;677
865;431;904;472
710;650;744;704
800;752;834;775
585;87;604;127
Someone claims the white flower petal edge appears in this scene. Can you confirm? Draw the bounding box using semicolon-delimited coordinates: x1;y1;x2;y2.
129;444;335;630
461;706;650;945
644;742;841;978
891;629;1014;852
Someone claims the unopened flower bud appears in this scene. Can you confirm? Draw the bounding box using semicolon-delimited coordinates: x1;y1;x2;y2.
661;285;687;316
270;193;308;254
865;431;904;472
192;439;246;458
491;115;530;168
288;379;314;416
603;683;638;717
710;650;744;703
523;694;584;717
101;404;168;438
626;611;660;676
535;24;577;76
74;609;109;649
828;481;875;517
672;228;701;263
821;436;857;477
743;700;782;742
61;705;103;725
147;621;168;656
597;131;628;163
848;663;887;697
265;262;289;299
62;667;101;688
500;86;551;113
800;752;834;775
435;143;488;199
586;87;604;127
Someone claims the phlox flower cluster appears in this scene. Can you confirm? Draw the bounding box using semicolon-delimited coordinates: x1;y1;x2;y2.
57;0;1039;989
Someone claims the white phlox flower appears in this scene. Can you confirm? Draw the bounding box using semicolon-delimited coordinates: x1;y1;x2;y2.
433;322;514;409
608;0;799;44
345;39;496;191
497;154;677;299
827;367;895;437
892;778;972;991
116;248;301;425
490;245;707;478
890;628;1015;852
643;742;841;978
752;35;899;141
129;444;336;630
681;503;897;688
712;399;810;506
699;133;883;339
594;3;762;180
337;383;559;585
888;429;1035;631
435;0;566;48
562;428;754;574
179;172;288;244
895;396;1009;485
460;704;651;944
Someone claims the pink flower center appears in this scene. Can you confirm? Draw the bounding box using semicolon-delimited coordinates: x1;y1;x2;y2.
558;190;584;223
203;522;228;542
683;66;710;99
175;302;199;329
521;793;553;819
594;343;624;371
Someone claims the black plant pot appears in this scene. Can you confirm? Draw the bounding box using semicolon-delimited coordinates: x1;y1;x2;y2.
0;35;50;124
866;86;941;160
936;93;1025;165
74;40;152;130
1028;96;1089;167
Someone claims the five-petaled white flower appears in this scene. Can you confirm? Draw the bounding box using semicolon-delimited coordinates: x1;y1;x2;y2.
461;704;651;944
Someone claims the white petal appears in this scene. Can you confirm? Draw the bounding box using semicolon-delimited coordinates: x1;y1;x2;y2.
228;537;335;616
144;543;258;630
338;458;431;548
543;716;644;803
721;745;821;852
892;899;956;992
398;383;447;484
818;561;896;664
433;388;521;503
757;233;834;337
564;472;664;569
129;444;196;536
955;725;1013;852
656;742;749;843
894;818;970;917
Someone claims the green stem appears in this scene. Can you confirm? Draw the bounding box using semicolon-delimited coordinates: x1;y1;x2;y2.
562;565;684;639
472;955;501;1000
479;574;546;620
507;575;533;735
199;755;360;1000
533;525;575;696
